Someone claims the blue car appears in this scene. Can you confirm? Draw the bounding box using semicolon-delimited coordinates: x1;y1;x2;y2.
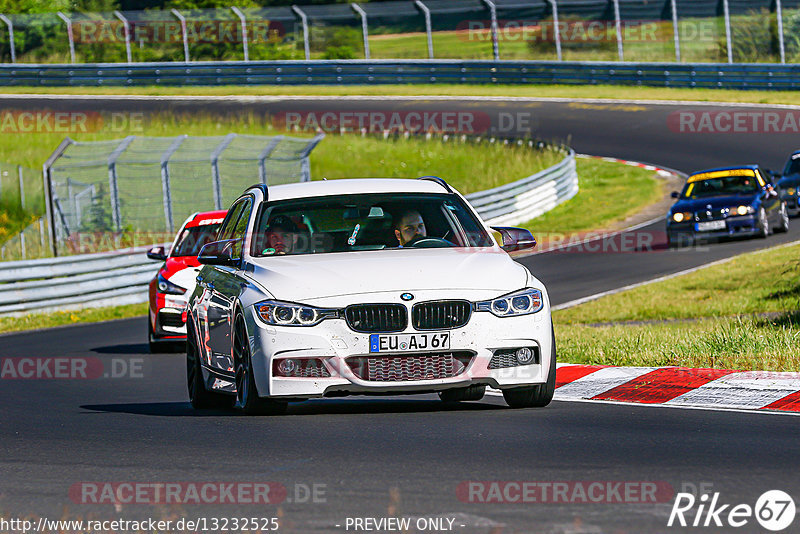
667;165;788;247
777;151;800;217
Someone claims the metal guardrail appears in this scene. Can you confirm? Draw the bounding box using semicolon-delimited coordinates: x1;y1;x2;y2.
3;60;800;90
0;246;156;315
0;147;578;315
467;149;578;227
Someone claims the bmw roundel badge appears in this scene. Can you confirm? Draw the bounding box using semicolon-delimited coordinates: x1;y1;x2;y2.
401;293;414;301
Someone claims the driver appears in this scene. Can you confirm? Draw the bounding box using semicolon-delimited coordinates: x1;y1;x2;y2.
263;215;298;255
394;210;427;247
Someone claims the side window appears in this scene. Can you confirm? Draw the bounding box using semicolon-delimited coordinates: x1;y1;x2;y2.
217;201;246;242
230;199;253;259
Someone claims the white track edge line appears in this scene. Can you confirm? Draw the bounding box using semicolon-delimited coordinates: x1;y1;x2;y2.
552;238;800;311
484;390;800;417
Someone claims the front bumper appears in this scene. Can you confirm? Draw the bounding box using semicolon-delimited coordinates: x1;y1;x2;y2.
783;197;800;216
235;306;553;400
668;215;760;241
153;294;190;338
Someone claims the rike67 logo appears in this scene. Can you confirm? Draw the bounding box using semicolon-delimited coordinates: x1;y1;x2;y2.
668;490;795;531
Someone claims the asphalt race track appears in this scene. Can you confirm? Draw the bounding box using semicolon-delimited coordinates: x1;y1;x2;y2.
2;95;800;534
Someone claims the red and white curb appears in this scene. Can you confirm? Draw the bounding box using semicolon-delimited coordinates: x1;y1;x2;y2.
490;364;800;415
576;154;683;179
555;364;800;414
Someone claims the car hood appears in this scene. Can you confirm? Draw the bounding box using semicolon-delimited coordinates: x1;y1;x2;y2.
672;195;758;212
163;257;202;292
246;248;530;302
778;176;800;188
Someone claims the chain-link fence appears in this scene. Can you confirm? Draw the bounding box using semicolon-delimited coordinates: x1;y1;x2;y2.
0;163;48;261
0;163;43;215
0;217;51;262
43;133;323;257
2;1;800;64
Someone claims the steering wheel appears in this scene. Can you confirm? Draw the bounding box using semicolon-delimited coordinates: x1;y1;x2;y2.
406;236;454;248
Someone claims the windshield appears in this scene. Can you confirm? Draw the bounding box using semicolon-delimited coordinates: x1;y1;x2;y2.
681;175;761;199
171;224;222;257
784;156;800;176
251;193;493;257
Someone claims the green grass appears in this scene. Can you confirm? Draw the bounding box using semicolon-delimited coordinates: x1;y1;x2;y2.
312;136;563;194
525;157;662;234
556;315;800;372
0;303;147;335
554;242;800;371
8;84;800;106
555;242;800;324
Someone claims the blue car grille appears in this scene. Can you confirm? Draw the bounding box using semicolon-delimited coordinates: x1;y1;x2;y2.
695;209;728;222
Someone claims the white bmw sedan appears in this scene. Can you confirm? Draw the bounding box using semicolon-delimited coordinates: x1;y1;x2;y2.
186;178;555;415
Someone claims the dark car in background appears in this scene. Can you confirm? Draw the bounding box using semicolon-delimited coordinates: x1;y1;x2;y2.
667;165;788;247
777;150;800;217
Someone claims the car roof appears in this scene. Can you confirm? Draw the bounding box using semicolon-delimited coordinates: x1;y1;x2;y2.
689;164;760;177
252;178;453;202
185;209;228;228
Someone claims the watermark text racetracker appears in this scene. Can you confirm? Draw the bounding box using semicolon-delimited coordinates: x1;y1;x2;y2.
275;110;543;136
669;109;800;134
458;19;722;44
70;481;326;505
73;19;285;44
0;111;145;134
0;357;144;380
274;110;491;135
458;481;674;504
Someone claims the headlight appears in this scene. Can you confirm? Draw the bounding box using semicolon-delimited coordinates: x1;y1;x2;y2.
475;288;544;317
788;187;796;196
157;273;186;295
735;205;755;216
671;212;693;223
255;300;339;327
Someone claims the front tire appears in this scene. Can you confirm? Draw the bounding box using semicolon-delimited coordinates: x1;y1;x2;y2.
758;207;770;238
776;202;790;233
503;328;557;409
187;319;234;410
234;314;287;416
148;319;164;353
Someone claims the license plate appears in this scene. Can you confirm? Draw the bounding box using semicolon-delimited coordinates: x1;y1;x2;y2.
369;333;450;352
696;220;726;232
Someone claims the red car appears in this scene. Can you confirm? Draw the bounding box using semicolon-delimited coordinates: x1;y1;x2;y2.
146;210;227;352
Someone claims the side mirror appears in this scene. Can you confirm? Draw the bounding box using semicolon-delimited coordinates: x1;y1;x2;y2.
146;246;167;261
670;191;680;199
198;239;241;267
491;226;537;253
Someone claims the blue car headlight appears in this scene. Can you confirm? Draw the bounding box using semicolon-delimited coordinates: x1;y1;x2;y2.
733;205;755;216
255;300;339;327
475;288;544;317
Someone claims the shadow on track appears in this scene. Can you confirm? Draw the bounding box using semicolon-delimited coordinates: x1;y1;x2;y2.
90;344;150;355
81;397;506;417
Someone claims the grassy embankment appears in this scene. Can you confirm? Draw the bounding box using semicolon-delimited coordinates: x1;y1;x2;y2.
554;242;800;371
